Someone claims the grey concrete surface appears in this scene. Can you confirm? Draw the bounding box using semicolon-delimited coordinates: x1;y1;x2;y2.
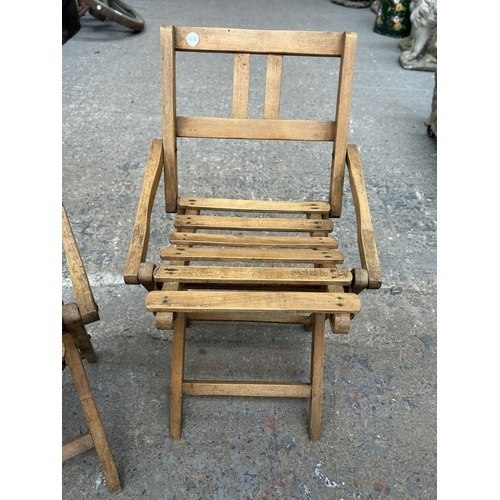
62;1;437;498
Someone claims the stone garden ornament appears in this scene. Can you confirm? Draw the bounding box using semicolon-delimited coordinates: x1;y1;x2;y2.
371;0;381;13
399;0;437;71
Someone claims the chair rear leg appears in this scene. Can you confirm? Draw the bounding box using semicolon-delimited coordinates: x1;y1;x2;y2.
62;333;121;494
309;313;326;441
170;312;187;439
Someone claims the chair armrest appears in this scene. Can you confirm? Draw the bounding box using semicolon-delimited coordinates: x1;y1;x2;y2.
124;139;164;284
346;144;382;289
62;205;99;324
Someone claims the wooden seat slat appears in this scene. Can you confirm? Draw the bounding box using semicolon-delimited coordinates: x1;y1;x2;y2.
177;197;331;214
170;232;338;248
154;265;352;285
160;246;343;264
173;215;333;232
146;290;361;314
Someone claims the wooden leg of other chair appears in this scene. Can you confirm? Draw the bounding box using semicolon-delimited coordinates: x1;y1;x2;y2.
62;333;122;494
309;313;326;441
170;312;187;440
63;431;95;461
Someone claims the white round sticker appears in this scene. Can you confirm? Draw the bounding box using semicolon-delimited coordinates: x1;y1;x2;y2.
186;32;200;47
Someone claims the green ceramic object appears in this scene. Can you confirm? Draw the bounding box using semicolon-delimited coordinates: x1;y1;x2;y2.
374;0;412;38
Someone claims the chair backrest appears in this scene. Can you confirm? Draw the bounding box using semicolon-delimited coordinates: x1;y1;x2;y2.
160;26;357;218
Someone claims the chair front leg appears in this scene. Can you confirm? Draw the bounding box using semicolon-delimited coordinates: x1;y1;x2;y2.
170;312;187;439
309;313;326;441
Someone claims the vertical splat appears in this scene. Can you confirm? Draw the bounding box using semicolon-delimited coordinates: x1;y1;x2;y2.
264;54;283;119
232;53;251;118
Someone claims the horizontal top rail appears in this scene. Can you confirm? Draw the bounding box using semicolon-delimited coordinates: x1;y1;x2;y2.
171;26;348;56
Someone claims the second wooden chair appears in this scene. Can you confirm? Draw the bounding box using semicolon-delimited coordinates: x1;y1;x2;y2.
63;205;121;494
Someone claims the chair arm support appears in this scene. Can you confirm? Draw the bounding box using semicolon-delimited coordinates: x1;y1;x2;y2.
346;144;382;289
62;205;99;324
124;139;164;285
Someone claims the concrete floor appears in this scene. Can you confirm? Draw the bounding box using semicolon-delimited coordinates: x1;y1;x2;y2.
62;1;437;498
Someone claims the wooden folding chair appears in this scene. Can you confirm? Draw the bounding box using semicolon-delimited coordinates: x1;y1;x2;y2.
62;205;121;494
124;26;382;441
